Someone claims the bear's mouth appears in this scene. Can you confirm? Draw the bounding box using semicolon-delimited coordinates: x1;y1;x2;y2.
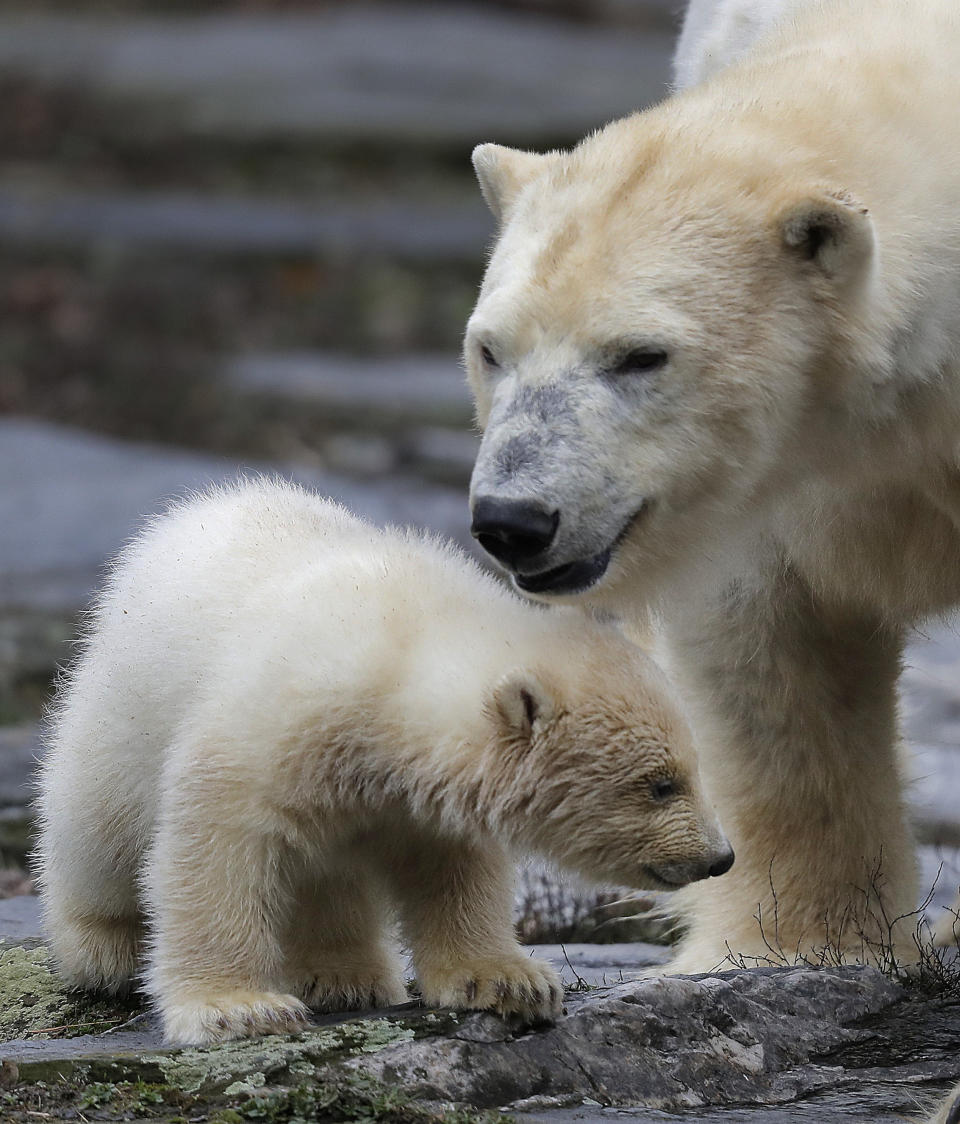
641;865;690;890
514;550;612;596
514;503;648;596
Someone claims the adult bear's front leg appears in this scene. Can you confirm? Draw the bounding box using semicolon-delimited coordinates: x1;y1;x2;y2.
663;555;919;973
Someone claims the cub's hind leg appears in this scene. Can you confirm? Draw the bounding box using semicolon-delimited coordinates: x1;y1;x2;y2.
36;757;145;995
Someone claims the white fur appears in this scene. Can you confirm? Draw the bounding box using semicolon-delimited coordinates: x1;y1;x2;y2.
464;0;960;971
35;478;729;1045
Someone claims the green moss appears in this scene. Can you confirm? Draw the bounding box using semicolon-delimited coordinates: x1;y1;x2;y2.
224;1071;268;1096
0;1064;512;1124
0;942;143;1040
155;1016;422;1094
210;1076;510;1124
0;1074;192;1122
0;944;73;1038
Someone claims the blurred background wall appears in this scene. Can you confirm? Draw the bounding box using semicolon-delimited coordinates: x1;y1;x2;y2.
0;0;678;715
0;0;681;925
0;0;956;939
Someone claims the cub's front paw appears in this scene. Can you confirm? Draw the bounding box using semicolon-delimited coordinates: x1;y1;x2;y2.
419;955;562;1021
161;989;310;1046
296;968;408;1013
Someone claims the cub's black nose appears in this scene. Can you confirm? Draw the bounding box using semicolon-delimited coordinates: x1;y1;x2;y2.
708;847;735;878
471;496;559;568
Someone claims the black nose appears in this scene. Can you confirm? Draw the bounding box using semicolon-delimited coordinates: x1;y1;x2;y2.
471;496;559;568
708;847;735;878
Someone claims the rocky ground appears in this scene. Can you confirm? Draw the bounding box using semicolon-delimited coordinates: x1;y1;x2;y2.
0;895;957;1123
1;1;960;1120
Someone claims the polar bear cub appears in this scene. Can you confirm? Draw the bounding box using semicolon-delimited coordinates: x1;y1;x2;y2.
36;478;731;1046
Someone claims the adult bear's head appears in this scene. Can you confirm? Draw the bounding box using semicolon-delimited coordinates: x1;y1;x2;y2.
464;98;890;606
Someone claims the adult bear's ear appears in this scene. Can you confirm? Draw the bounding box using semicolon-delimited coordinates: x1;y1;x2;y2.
472;143;551;222
488;670;556;739
779;190;875;281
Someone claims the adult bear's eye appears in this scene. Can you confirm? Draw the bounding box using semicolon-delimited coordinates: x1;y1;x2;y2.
480;344;500;369
613;349;668;376
649;778;678;802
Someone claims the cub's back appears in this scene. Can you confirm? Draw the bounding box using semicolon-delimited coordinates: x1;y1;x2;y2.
47;481;377;759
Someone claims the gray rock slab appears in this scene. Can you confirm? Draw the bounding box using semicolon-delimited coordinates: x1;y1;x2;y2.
0;184;492;260
348;967;918;1110
0;920;955;1121
2;958;949;1122
0;417;474;613
518;1093;945;1122
0;8;674;145
0;895;41;940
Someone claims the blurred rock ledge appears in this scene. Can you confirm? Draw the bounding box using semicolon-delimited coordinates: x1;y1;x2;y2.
228;351;473;429
0;185;492;260
0;6;673;148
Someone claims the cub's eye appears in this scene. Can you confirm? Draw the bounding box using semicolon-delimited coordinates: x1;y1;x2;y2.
612;349;668;376
649;778;678;802
480;345;500;369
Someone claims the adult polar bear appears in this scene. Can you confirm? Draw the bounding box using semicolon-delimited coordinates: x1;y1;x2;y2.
464;0;960;972
672;0;804;89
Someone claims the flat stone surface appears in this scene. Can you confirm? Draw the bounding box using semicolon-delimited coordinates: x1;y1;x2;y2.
0;417;473;612
0;895;40;939
0;7;674;145
347;967;952;1112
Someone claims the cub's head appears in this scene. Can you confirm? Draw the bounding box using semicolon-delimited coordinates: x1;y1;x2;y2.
465;106;886;605
479;637;732;891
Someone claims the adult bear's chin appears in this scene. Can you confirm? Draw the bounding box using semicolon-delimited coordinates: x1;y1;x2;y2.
514;549;612;595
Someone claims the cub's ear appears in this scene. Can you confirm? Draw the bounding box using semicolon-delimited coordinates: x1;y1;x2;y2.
779;190;875;281
488;670;556;738
472;143;551;222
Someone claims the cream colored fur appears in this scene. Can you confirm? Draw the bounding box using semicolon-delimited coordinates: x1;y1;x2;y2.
35;478;728;1046
463;0;960;971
